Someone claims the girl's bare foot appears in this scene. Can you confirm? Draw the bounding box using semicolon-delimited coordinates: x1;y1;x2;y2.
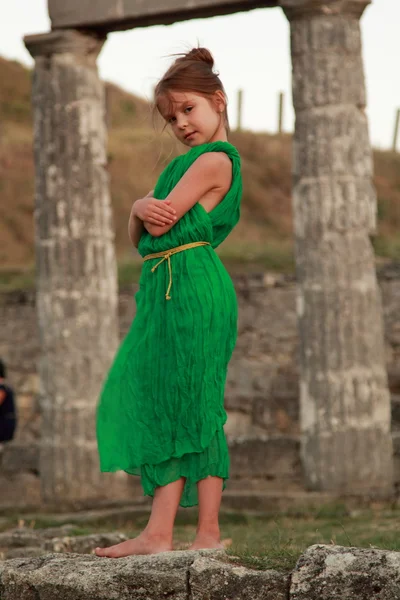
188;533;224;551
94;531;173;558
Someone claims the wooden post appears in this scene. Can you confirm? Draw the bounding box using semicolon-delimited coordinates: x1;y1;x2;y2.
392;108;400;152
237;89;243;131
278;91;284;134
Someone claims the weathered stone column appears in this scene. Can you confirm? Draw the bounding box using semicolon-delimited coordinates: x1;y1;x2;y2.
281;0;394;495
24;30;119;504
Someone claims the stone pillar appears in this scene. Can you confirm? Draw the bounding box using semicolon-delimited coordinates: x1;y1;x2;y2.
281;0;394;495
24;30;119;504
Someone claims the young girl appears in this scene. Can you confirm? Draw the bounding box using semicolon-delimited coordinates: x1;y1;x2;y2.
95;47;242;558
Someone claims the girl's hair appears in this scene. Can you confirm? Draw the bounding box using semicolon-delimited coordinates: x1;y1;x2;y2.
154;47;230;132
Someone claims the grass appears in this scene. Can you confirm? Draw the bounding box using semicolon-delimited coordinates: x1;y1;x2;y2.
2;507;399;572
0;266;36;292
372;234;400;261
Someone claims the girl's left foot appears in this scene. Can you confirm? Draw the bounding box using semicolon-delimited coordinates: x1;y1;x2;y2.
94;532;172;558
188;534;224;551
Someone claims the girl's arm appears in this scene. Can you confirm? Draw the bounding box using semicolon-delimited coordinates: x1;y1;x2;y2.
128;190;171;248
128;210;144;249
144;152;232;238
128;190;154;248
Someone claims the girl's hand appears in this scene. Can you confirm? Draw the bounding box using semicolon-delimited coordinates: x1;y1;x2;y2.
133;197;177;226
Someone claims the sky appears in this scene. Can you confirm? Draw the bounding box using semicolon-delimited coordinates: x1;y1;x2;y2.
1;0;399;150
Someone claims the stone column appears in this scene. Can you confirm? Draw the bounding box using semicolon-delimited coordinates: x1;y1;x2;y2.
280;0;394;495
24;30;119;504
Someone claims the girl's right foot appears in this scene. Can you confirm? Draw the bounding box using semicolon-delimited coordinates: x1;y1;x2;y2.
94;531;172;558
188;533;224;551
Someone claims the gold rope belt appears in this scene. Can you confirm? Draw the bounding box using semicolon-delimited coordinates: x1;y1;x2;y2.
143;241;211;300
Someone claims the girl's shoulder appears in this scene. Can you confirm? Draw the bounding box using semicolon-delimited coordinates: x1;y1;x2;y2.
159;141;240;182
187;141;241;163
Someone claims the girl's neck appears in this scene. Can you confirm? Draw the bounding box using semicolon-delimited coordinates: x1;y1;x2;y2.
208;129;228;144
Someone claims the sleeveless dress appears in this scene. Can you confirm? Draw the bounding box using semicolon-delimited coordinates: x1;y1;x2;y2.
96;141;242;507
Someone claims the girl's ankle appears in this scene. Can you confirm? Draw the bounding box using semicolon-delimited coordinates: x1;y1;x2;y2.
195;527;220;540
143;528;173;544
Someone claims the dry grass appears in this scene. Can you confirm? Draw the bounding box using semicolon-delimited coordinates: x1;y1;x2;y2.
1;55;400;280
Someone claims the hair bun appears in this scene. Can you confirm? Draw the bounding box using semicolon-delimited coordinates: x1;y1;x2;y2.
181;47;214;69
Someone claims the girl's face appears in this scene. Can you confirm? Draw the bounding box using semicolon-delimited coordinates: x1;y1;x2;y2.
158;90;227;147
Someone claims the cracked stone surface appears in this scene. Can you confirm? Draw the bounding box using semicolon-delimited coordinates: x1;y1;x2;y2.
190;555;289;599
290;544;400;600
1;544;400;599
0;549;287;600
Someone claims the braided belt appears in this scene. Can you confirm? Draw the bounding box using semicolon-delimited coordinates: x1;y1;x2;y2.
143;241;211;300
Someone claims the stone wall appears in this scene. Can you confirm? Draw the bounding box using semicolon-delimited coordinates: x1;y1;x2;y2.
1;264;400;506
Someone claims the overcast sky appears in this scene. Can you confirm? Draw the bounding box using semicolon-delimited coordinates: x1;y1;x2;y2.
1;0;399;149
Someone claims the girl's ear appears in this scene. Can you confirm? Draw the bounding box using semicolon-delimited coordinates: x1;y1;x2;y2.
213;90;226;113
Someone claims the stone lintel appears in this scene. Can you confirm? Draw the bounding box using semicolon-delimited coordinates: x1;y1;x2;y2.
48;0;278;32
280;0;371;20
23;29;106;64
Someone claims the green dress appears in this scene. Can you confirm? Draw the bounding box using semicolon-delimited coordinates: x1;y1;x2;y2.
96;141;242;507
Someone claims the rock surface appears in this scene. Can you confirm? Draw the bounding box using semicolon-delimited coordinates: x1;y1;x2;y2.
290;544;400;600
189;555;289;599
0;526;127;560
1;541;400;599
0;550;235;600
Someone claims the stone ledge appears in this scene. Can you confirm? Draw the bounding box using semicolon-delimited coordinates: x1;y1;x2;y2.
189;555;288;600
0;549;287;600
1;545;399;600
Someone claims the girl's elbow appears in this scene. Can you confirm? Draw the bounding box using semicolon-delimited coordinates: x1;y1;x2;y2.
149;226;168;238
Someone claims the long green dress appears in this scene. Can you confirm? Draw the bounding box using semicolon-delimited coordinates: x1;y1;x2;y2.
96;141;242;507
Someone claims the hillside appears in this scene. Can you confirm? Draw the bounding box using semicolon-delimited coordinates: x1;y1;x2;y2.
1;55;400;280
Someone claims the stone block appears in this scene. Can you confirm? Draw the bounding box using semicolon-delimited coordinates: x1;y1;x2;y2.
225;357;277;413
16;393;36;411
1;443;39;474
0;473;41;509
190;556;289;600
225;411;253;437
0;550;222;600
290;544;400;599
18;374;39;395
229;435;302;483
48;0;277;31
253;394;299;434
